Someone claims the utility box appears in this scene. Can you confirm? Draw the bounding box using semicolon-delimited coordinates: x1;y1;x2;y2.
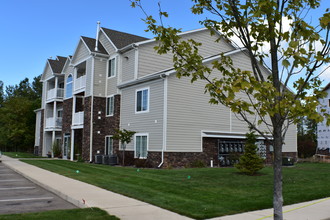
94;154;103;164
282;157;294;166
109;155;118;166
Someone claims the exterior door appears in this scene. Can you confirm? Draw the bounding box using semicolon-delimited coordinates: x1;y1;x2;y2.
63;134;71;160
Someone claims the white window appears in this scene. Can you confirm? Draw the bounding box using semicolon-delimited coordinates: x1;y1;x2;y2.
108;58;116;78
57;109;63;118
106;96;114;116
135;134;148;158
136;88;149;113
105;136;114;155
65;74;73;98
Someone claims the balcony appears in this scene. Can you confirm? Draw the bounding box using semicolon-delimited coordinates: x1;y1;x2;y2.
74;75;86;93
47;88;64;102
45;117;62;129
73;111;84;126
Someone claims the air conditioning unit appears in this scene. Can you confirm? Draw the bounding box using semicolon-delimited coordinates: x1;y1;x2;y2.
94;154;103;164
109;155;118;166
102;155;109;165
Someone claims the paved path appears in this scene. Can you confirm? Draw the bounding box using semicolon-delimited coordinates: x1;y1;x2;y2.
2;156;330;220
1;156;191;220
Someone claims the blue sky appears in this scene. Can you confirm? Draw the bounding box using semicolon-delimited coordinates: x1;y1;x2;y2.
0;0;202;87
0;0;329;88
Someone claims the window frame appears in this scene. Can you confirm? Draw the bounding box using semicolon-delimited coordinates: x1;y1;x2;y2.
105;135;114;156
135;87;150;114
106;95;115;116
65;74;73;98
107;57;116;78
134;133;148;159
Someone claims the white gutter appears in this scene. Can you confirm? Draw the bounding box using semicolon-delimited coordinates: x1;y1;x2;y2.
90;57;95;162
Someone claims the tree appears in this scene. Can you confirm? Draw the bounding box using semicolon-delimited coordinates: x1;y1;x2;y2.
0;76;42;152
113;129;136;165
297;117;317;158
131;1;330;219
235;132;264;175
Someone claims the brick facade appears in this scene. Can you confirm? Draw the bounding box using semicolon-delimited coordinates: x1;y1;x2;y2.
62;98;73;134
82;95;121;162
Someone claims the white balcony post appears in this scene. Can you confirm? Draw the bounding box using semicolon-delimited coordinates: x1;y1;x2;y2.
70;129;75;161
53;102;57;128
51;131;55;158
55;77;58;93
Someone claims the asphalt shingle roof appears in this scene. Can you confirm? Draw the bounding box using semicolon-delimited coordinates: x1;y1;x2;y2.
48;56;67;73
81;36;108;54
101;27;149;49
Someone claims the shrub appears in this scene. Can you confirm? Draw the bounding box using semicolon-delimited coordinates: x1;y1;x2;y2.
189;160;206;168
235;132;264;175
52;142;62;158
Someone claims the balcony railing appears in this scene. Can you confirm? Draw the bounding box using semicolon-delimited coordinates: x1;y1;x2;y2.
47;88;64;101
74;75;86;92
45;117;62;129
73;111;84;126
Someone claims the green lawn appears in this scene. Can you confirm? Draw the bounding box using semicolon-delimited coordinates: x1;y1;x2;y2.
2;152;43;158
22;160;330;219
0;208;119;220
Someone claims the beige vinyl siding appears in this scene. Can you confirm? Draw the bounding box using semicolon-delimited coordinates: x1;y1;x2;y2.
93;58;107;96
43;65;53;80
121;50;135;83
166;72;230;152
283;124;297;152
41;82;47;108
137;29;234;78
120;79;164;152
166;51;296;153
34;111;41;146
71;41;90;65
85;58;93;96
99;32;116;55
107;56;119;96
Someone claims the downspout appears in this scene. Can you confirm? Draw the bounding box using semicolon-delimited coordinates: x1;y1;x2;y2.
89;57;95;162
158;73;168;168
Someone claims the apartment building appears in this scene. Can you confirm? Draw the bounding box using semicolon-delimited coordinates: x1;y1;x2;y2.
34;24;297;167
317;83;330;155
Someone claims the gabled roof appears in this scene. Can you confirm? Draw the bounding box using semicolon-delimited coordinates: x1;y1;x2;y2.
48;56;67;73
322;82;330;92
101;27;149;49
81;36;108;54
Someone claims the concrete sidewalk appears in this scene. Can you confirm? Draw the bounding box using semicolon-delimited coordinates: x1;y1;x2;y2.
2;156;330;220
1;156;191;220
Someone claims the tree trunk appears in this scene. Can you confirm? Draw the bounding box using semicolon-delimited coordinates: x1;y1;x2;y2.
273;123;283;220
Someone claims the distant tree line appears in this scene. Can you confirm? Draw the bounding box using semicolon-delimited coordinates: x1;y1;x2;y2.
0;76;42;152
297;117;317;158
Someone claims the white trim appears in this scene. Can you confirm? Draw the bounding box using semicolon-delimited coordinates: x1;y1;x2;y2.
135;87;150;114
71;56;92;67
159;76;168;167
107;56;117;78
134;48;139;79
100;28;119;52
134;27;208;46
105;135;114;155
201;130;273;140
106;95;115;117
134;133;149;159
